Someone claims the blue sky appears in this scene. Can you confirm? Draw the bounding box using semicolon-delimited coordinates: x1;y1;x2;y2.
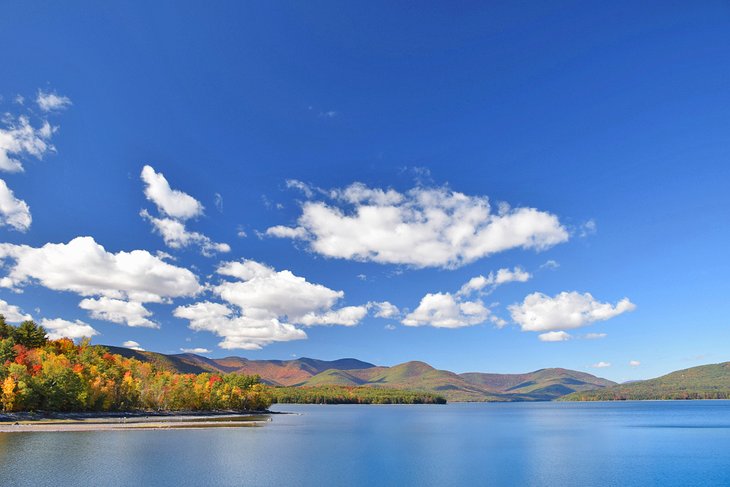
0;2;728;381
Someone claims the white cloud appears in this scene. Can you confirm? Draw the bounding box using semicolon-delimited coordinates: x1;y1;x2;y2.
538;331;572;342
42;318;98;340
36;90;72;112
0;236;201;303
592;361;611;368
0;298;32;322
79;297;157;328
540;260;560;270
579;219;597;237
174;259;368;350
215;260;346;321
140;210;230;256
122;340;145;351
401;268;529;329
509;292;636;332
371;301;399;319
402;292;489;328
181;347;211;354
490;315;508;328
384;324;396;331
265;225;308;239
298;306;368;326
139;166;229;256
285;179;314;198
0;179;31;231
174;301;306;350
629;360;641;367
0;114;56;173
585;333;607;340
457;266;531;296
267;183;568;268
140;165;203;220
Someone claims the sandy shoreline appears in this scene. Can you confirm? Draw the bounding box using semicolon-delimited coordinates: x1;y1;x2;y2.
0;411;272;433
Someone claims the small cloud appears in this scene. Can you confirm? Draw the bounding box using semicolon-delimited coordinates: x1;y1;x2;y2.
584;333;607;340
540;260;560;270
357;274;367;281
384;324;396;331
181;347;211;354
538;331;572;342
579;219;597;238
592;361;611;368
14;95;24;105
285;179;314;198
629;360;641;367
319;110;338;118
36;90;72;112
122;340;145;351
214;193;223;213
489;315;508;328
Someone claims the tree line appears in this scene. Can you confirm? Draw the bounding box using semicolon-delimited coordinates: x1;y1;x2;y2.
271;385;447;404
0;317;271;412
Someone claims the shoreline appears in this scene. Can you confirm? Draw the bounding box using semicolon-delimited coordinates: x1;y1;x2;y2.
0;410;273;433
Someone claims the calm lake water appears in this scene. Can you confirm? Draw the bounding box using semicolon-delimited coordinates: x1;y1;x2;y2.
2;401;730;486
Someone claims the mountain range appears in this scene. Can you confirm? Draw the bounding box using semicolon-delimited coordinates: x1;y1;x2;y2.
104;346;615;402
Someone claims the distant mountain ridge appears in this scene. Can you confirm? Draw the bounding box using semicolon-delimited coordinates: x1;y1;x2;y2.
561;362;730;401
103;346;614;402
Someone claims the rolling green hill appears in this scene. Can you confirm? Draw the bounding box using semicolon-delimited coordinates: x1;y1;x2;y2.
560;362;730;401
460;368;616;400
298;361;615;402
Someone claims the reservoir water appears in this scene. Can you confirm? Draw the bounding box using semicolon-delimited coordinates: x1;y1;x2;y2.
2;401;729;486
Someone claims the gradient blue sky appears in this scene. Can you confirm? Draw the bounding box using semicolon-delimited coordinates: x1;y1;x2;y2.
0;1;728;381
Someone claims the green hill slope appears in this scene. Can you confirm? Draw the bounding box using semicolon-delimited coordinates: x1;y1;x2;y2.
299;362;614;402
561;362;730;401
460;368;616;400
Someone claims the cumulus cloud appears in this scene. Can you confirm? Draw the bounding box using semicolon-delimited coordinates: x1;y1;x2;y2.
140;165;203;220
181;347;211;354
592;361;611;368
267;183;568;268
629;360;641;367
509;292;636;333
402;292;489;328
174;259;369;350
36;90;72;112
457;267;531;296
0;114;56;173
0;298;32;322
371;301;399;319
122;340;145;351
0;179;31;231
174;301;307;350
41;318;98;340
79;297;157;328
538;331;572;342
401;268;531;328
140;210;230;256
0;236;201;303
140;166;229;256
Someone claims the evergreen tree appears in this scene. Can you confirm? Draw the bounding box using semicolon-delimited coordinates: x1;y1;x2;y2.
0;315;14;340
13;320;48;348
